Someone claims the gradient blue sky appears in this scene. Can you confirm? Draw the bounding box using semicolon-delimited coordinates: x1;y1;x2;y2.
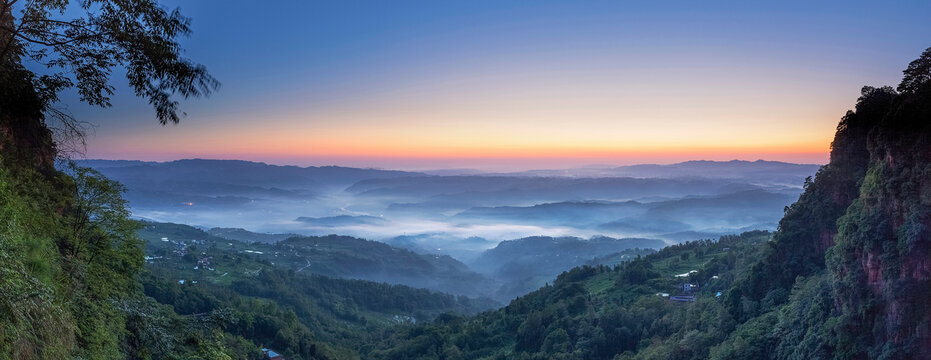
59;0;931;170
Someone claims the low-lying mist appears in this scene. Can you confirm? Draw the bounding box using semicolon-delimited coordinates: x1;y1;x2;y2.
87;158;818;300
85;159;816;259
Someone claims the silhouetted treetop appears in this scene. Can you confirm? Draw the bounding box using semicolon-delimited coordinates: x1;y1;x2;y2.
898;46;931;94
0;0;218;124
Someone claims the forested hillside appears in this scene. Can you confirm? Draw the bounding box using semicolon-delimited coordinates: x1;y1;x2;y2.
2;0;929;358
139;226;496;359
0;166;497;359
367;48;931;359
139;222;498;299
0;1;488;358
370;231;771;359
469;236;664;300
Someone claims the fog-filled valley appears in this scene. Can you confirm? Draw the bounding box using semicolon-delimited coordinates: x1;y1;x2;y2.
78;159;817;302
81;159;815;244
4;0;930;357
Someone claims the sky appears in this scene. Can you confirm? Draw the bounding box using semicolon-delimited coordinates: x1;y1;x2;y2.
54;0;931;171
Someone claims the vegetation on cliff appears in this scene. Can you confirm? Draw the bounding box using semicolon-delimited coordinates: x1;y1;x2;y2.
368;48;931;359
2;0;930;358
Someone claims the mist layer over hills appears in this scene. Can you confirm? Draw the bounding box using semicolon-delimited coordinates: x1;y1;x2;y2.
77;159;815;261
75;158;814;301
139;220;665;302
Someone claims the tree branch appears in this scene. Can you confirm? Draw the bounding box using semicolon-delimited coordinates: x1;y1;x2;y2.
13;30;107;47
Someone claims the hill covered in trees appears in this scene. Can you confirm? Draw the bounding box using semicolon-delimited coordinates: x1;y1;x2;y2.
370;231;772;359
2;0;929;357
139;225;497;359
138;221;499;299
365;48;931;359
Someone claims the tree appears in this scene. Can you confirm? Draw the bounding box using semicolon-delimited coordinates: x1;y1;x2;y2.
0;0;218;168
59;164;145;359
60;163;139;267
1;0;218;123
0;2;215;357
898;47;931;94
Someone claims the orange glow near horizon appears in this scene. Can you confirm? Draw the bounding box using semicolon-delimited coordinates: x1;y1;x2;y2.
93;122;833;156
71;1;930;171
89;101;836;170
84;55;846;170
189;140;830;160
89;134;831;171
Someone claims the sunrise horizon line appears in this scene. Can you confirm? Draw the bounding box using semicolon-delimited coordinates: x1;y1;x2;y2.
75;155;827;171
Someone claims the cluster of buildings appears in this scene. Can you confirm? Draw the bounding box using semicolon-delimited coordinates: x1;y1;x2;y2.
159;237;206;258
657;270;724;303
196;252;215;271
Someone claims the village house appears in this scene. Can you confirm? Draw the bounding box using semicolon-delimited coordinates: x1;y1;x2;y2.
262;348;285;360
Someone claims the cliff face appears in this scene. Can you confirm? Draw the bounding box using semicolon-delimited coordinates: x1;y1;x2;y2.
728;87;879;318
0;64;57;174
724;49;931;359
827;70;931;358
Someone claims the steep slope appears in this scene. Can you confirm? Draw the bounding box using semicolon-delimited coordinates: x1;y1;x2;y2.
370;231;772;359
713;51;931;360
825;51;931;358
368;47;931;359
726;85;881;317
2;56;249;358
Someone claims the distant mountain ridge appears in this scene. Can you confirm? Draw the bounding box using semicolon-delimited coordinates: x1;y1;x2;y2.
75;158;422;189
441;159;820;184
454;189;795;238
369;51;931;358
78;158;817;183
614;159;819;175
78;158;810;260
71;159;425;228
348;175;767;206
